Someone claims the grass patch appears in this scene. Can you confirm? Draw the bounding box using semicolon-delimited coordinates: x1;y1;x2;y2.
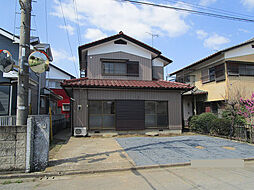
2;180;23;185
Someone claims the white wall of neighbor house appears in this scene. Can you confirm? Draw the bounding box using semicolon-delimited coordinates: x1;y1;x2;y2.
47;65;72;80
87;38;152;59
225;43;254;59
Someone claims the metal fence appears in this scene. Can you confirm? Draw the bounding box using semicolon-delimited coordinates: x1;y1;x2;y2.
234;125;254;143
51;114;69;136
0;116;16;126
0;115;69;136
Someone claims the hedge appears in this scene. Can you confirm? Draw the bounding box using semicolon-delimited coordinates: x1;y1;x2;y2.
189;112;232;136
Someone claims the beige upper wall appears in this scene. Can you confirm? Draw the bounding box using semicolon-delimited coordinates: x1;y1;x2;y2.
87;51;152;80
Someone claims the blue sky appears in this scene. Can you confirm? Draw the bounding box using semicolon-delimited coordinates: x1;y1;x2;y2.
1;0;254;78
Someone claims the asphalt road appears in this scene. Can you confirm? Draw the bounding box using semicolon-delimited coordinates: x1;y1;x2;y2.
117;135;254;166
1;161;254;190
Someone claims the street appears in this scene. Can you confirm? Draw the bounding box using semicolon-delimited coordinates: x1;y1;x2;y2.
1;161;254;190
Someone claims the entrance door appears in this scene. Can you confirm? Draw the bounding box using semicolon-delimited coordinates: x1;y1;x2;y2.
116;100;145;131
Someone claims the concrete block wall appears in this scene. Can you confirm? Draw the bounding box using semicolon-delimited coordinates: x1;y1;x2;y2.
0;125;27;172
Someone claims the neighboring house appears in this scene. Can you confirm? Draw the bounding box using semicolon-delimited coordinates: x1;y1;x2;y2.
170;38;254;125
62;31;192;134
0;28;54;117
46;63;75;118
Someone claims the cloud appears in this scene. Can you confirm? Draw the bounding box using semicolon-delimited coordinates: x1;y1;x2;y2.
59;25;75;35
204;33;230;50
83;28;107;41
196;30;208;39
52;0;190;40
52;48;77;65
241;0;254;9
199;0;217;6
238;28;251;33
51;48;78;76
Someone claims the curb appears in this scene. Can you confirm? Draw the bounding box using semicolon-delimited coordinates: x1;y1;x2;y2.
1;158;254;180
0;162;190;180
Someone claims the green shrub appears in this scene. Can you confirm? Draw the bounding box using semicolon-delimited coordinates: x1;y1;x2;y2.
196;113;217;134
189;115;199;131
189;113;217;134
221;110;246;126
210;118;231;136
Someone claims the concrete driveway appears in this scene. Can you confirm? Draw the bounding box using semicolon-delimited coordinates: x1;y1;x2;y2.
46;137;135;173
46;134;254;173
117;135;254;166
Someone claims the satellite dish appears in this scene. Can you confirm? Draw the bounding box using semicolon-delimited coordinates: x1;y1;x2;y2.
28;51;49;74
0;50;14;73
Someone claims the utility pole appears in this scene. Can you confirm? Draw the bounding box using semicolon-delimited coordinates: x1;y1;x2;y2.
16;0;32;125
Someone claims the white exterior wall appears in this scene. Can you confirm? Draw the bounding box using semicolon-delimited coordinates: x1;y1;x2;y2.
183;96;193;126
47;65;72;80
225;43;254;59
87;38;152;59
152;58;164;66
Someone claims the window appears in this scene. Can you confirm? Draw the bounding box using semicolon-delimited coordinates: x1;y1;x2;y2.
202;65;225;83
62;103;70;111
89;101;115;130
102;59;139;76
228;62;254;76
0;86;10;115
145;101;168;128
209;67;215;82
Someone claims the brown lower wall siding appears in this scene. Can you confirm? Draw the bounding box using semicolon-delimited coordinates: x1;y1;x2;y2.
72;88;182;131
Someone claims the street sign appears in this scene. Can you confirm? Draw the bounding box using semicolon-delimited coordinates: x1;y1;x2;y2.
0;50;14;73
28;51;49;74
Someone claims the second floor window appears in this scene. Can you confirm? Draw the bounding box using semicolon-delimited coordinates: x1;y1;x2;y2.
201;64;225;84
102;59;139;76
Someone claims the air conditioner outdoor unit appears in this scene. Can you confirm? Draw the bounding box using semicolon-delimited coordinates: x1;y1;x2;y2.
74;127;87;137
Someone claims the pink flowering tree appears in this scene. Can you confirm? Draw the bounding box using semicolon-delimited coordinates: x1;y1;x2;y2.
238;93;254;125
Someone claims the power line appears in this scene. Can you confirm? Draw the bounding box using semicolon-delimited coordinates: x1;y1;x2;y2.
163;0;254;19
73;0;81;45
12;0;18;40
59;0;79;77
119;0;254;23
45;0;48;43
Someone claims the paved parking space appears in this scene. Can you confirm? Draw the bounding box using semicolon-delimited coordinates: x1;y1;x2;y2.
116;135;254;166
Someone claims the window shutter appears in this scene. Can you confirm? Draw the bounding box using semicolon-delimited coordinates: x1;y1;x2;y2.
215;64;225;82
127;62;139;76
201;69;209;83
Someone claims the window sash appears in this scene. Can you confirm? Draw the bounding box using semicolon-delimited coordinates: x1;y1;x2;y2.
102;60;139;76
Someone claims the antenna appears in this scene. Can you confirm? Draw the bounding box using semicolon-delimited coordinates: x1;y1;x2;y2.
146;32;159;47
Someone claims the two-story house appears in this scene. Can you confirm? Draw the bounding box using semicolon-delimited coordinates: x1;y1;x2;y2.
62;32;192;135
170;38;254;125
0;28;53;118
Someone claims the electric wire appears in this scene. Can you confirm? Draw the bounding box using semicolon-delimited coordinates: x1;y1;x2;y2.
45;0;48;43
13;0;18;40
119;0;254;23
163;0;254;19
73;0;81;46
59;0;79;77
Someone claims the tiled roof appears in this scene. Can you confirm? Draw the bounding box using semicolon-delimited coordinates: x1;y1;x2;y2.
61;78;193;90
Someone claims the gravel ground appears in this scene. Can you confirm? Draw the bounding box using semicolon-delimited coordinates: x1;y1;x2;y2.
116;135;254;166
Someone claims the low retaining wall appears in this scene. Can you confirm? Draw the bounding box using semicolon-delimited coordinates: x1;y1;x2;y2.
0;125;27;172
0;115;50;173
26;115;50;172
